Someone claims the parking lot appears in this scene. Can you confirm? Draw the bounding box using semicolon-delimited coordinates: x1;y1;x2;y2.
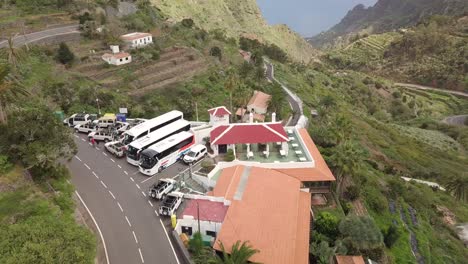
69;129;203;264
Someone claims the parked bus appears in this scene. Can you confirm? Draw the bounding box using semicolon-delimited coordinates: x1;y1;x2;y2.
139;131;195;176
120;110;183;146
126;119;191;166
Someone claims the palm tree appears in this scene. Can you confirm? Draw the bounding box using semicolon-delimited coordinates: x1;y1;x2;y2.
0;63;28;123
330;140;366;195
0;35;25;70
445;174;468;202
216;240;260;264
224;73;238;122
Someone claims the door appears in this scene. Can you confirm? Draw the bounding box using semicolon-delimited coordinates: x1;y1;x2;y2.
219;144;227;154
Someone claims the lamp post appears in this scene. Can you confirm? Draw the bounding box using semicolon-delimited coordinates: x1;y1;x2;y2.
96;98;101;116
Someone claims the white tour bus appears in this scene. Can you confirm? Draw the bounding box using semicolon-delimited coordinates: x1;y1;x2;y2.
126;119;191;166
120;110;183;146
139;131;195;176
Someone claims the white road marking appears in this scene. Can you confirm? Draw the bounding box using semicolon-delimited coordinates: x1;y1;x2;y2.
125;216;132;227
66;179;71;184
141;191;146;197
136;184;141;190
81;138;86;142
75;191;110;264
130;177;135;182
100;181;108;189
124;171;128;175
118;165;122;169
110;158;115;163
117;202;123;212
132;231;139;244
108;190;115;200
154;210;159;217
103;152;108;157
138;248;144;263
160;219;180;264
89;143;92;146
84;163;91;170
148;200;153;207
140;176;154;184
75;156;82;162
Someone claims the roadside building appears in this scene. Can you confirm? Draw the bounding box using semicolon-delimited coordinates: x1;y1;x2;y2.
208;106;231;127
120;32;153;48
102;45;131;66
334;255;366;264
247;90;271;115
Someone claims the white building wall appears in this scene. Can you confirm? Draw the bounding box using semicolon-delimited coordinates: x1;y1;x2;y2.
209;114;229;126
175;216;223;237
247;104;267;115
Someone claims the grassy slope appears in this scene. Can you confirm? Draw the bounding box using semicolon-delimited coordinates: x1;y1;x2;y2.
151;0;317;62
273;63;468;263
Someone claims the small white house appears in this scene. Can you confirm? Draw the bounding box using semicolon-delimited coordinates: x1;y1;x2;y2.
102;45;132;66
247;90;271;115
208;106;231;127
120;32;153;48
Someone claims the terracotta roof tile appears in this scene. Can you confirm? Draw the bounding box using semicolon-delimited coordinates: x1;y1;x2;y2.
102;52;131;59
213;166;310;264
248;90;271;110
335;255;366;264
182;199;228;222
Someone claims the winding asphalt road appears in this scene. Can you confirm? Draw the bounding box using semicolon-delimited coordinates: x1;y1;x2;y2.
443;115;468;126
0;25;79;48
265;62;302;126
68;132;191;264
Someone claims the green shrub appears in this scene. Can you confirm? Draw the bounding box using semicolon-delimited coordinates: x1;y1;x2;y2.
0;155;13;174
224;149;235;161
346;185;360;201
392;91;402;98
209;46;222;60
384;225;400;248
314;212;340;241
182;18;194;28
55;43;75;65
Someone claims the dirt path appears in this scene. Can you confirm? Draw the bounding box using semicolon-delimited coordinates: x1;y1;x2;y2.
395;83;468;98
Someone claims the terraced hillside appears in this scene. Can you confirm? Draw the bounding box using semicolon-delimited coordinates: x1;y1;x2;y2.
151;0;317;62
72;46;209;96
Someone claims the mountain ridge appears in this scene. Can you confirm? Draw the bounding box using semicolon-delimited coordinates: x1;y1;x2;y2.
308;0;468;49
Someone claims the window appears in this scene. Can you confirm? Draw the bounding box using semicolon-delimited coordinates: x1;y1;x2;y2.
182;226;192;236
120;58;123;62
125;57;129;61
206;230;217;237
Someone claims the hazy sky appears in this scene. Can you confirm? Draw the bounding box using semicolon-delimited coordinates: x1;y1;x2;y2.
256;0;378;37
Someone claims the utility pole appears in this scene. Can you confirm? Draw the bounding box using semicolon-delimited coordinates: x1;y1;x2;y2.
197;202;201;233
195;101;199;122
96;98;101;116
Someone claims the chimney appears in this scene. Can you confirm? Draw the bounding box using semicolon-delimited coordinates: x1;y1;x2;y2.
272;112;276;122
110;45;120;54
249;112;254;123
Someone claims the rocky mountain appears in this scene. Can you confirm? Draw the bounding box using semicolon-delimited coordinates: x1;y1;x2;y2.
151;0;317;62
308;0;468;49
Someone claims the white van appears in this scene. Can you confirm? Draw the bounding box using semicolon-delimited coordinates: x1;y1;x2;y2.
183;144;207;164
64;113;91;127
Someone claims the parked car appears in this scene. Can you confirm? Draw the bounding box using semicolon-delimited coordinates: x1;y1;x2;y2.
158;192;184;216
183;144;207;164
105;141;126;158
148;179;177;200
88;131;114;142
115;121;130;135
74;123;97;134
97;113;117;128
64;113;92;127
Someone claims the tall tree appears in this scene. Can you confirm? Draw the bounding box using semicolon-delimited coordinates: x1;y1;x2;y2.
216;240;259;264
224;73;238;122
445;174;468;202
330;140;366;195
0;35;25;70
0;63;28;123
338;216;383;254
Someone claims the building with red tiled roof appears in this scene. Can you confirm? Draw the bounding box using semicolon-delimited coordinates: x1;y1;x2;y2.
208;106;231;127
335;255;366;264
212;166;311;264
247;90;271;114
120;32;153;48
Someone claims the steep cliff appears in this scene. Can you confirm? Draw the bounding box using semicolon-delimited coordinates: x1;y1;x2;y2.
151;0;317;62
